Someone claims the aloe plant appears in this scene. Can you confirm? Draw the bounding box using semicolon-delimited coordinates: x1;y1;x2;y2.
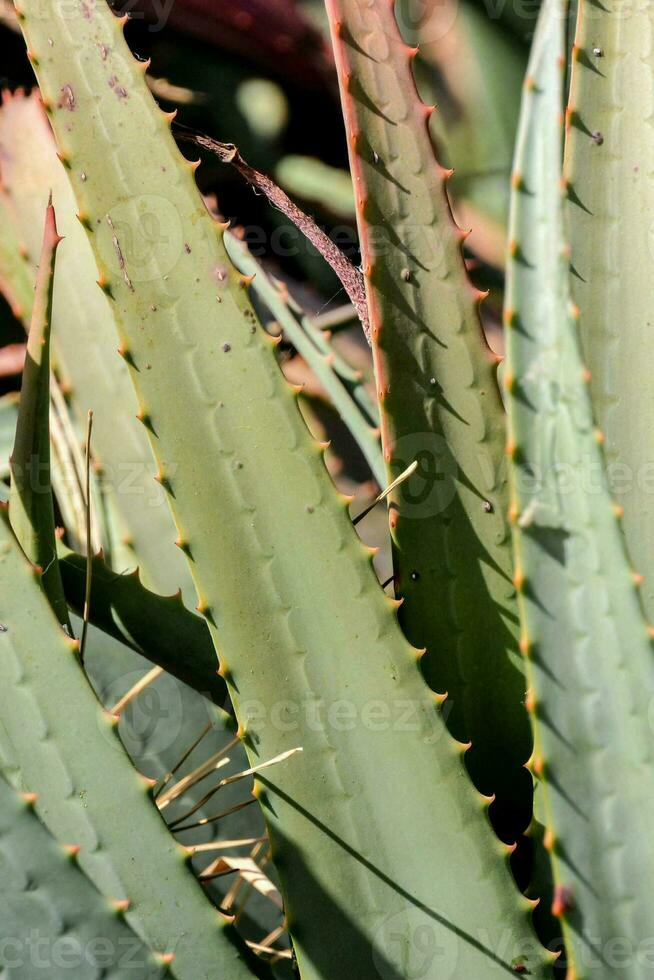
0;0;651;976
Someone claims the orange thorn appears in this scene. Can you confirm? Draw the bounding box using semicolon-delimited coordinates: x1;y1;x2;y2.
551;885;574;918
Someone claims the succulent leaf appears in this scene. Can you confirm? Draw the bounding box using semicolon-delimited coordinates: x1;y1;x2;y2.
0;512;261;979
8;201;69;630
0;773;173;980
324;0;532;828
564;0;654;622
504;0;654;972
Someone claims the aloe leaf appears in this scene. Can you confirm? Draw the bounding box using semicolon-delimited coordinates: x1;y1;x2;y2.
0;773;173;980
564;0;654;622
59;549;226;707
504;0;654;972
0;91;190;595
224;231;385;485
8;201;69;630
324;0;531;829
14;2;552;975
399;0;526;235
0;511;262;979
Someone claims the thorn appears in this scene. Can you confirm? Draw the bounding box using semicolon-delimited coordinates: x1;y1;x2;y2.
239;273;256;288
513;568;525;593
154;471;174;496
551;885;574;918
519;634;530;656
153;952;176;967
64;844;82;858
524;689;536;713
632;571;645;587
594;428;605;445
97;276;113;298
136;409;155;433
543;828;555;851
111;899;130;913
20;792;38;806
76;212;93;232
613;503;624;518
175;537;193;559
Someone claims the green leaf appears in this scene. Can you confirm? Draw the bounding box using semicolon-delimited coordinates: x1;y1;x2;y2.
9;201;69;629
14;1;551;976
0;773;171;980
504;0;654;972
564;0;654;624
0;511;262;979
325;0;532;830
